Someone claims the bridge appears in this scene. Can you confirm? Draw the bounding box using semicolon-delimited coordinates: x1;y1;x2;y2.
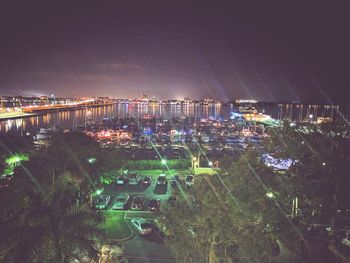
21;101;115;113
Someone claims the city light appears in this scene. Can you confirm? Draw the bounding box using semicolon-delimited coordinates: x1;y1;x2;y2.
88;157;97;164
266;192;275;199
261;154;295;171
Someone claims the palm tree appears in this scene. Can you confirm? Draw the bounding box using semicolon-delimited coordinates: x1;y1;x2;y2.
0;174;105;263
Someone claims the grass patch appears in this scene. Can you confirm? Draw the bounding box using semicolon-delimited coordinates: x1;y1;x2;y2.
194;167;219;175
129;169;189;177
126;159;191;170
102;211;132;240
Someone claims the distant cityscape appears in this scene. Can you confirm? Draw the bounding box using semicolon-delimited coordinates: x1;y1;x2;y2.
0;94;347;107
0;94;347;124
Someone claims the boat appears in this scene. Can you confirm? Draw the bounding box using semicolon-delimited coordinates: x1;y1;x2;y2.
33;128;55;147
200;134;210;143
238;106;258;114
35;128;57;140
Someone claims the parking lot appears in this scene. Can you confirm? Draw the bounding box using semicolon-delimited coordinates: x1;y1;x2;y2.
96;171;183;262
90;116;265;262
101;172;177;208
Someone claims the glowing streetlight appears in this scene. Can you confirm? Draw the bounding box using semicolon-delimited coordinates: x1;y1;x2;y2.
87;157;97;164
90;188;103;205
266;191;275;199
161;159;167;173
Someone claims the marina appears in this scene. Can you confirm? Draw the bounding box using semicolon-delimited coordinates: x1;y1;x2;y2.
0;101;346;135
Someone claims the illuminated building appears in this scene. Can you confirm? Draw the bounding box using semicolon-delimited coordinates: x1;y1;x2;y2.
316;117;332;124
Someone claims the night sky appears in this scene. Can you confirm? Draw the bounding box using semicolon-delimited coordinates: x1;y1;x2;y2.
0;1;349;103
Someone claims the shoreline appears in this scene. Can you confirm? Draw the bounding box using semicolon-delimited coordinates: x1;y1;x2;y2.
0;112;43;121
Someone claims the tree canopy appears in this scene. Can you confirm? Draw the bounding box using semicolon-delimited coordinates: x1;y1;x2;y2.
0;173;105;262
0;132;126;262
159;151;286;263
159;122;350;263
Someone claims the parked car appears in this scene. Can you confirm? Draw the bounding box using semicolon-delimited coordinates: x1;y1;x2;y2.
148;199;161;212
128;173;141;185
131;195;145;210
111;193;129;210
142;176;152;186
95;195;111;210
116;176;127;185
185;175;194;187
157;174;167;185
171;175;181;187
130;218;153;235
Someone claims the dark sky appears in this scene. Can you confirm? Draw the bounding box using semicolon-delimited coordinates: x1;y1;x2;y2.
0;1;349;103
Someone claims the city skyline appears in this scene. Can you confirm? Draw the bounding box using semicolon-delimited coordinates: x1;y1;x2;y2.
0;94;345;105
1;2;349;104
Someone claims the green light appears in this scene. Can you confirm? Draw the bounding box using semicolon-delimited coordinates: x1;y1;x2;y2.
161;159;167;165
5;154;29;166
4;168;14;175
96;189;103;195
266;192;275;199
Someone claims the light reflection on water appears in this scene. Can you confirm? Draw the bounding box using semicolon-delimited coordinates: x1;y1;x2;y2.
0;103;344;135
